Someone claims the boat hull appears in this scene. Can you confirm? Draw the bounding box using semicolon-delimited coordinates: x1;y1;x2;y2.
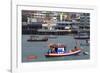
45;50;81;57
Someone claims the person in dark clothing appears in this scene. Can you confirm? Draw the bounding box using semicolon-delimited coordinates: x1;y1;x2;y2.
74;46;77;49
55;48;58;53
48;49;51;54
64;46;66;53
74;46;78;51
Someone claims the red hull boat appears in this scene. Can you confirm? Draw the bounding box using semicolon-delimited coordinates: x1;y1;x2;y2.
45;49;81;57
45;43;81;57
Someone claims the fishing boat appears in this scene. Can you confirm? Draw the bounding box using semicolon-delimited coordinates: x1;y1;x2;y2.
45;44;81;57
27;36;48;42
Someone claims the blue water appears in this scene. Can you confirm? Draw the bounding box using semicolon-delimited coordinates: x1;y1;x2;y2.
22;35;90;62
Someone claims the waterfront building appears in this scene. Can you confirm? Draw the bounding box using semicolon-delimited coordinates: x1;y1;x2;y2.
22;10;90;34
79;13;90;33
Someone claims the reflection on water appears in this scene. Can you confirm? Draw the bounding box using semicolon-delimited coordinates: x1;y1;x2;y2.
22;35;90;62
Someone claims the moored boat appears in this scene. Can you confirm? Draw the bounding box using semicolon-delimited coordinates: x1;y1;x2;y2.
27;36;48;42
27;39;48;41
74;33;90;39
74;36;89;39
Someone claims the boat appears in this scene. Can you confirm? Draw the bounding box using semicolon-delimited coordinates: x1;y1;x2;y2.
27;36;48;42
74;33;90;39
45;50;81;57
27;39;48;41
74;36;89;39
45;44;81;57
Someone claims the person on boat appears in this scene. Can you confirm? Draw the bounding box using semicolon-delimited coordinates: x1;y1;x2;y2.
74;46;77;50
55;47;58;53
48;49;51;54
64;46;66;53
48;43;66;53
70;46;77;52
74;46;81;51
51;47;56;53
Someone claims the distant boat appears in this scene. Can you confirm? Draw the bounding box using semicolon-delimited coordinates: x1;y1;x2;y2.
45;43;81;57
74;36;89;39
74;33;90;39
27;36;48;42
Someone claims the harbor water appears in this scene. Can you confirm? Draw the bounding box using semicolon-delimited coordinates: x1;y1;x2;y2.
22;35;90;62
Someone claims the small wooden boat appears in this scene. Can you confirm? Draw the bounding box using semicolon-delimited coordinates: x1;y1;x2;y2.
45;49;81;57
